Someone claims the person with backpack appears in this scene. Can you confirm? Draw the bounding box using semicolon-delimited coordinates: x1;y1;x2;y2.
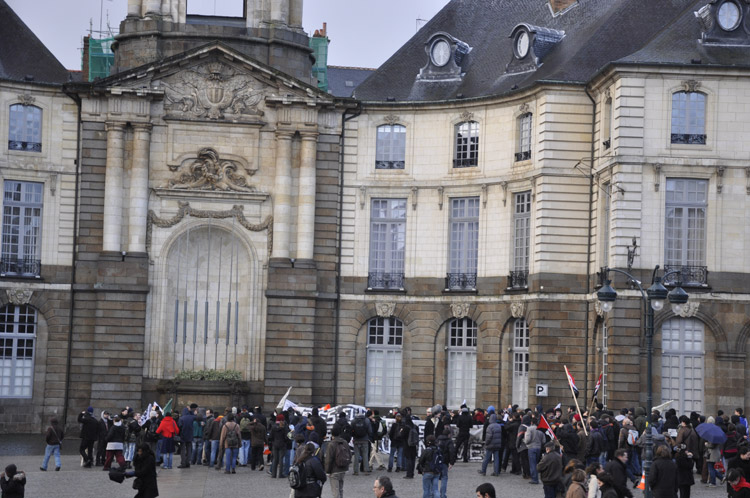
403;408;419;479
417;435;442;498
40;416;64;472
238;407;253;467
291;441;327;498
437;426;456;498
481;413;503;476
325;425;351;498
220;413;242;474
352;413;373;475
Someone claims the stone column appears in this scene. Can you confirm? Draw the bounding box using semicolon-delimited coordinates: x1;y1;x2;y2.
127;0;141;17
271;131;294;259
271;0;290;25
103;122;126;253
128;123;152;254
177;0;186;23
296;133;317;261
289;0;303;28
161;0;170;17
144;0;161;16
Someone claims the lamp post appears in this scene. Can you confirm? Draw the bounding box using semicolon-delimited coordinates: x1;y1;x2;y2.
596;265;688;498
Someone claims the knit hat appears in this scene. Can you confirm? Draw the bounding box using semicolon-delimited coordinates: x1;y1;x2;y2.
276;414;285;422
487;405;496;414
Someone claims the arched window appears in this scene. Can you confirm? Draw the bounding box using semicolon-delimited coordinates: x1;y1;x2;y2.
0;304;37;398
447;318;477;409
671;91;706;144
515;113;532;161
8;104;42;152
661;318;704;414
512;318;529;409
453;121;479;168
366;317;403;406
376;124;406;169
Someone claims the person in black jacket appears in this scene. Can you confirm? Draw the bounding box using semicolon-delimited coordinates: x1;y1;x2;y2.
674;444;695;498
503;412;521;473
293;441;327;498
437;427;456;498
78;407;99;468
604;448;634;498
126;443;159;498
0;464;25;498
388;413;405;472
648;445;678;498
269;414;290;478
598;472;620;498
455;406;473;463
104;415;128;471
96;411;112;466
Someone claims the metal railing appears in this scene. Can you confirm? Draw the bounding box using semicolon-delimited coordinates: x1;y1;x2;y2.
670;133;706;145
375;160;405;170
0;257;41;277
8;141;42;152
367;272;405;290
662;265;708;286
514;150;531;162
445;272;477;291
508;270;529;289
453;157;478;168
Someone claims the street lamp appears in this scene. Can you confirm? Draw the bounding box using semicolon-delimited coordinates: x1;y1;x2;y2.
596;265;688;498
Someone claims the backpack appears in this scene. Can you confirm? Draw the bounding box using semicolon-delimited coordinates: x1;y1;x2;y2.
145;420;159;442
430;447;444;473
334;440;352;468
352;417;368;438
225;424;240;448
240;416;251;436
627;429;639;446
288;461;306;489
376;419;388;439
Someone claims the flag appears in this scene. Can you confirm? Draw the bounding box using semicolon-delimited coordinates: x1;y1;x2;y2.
564;365;579;397
162;398;173;415
276;386;293;412
138;402;153;426
554;402;561;411
592;372;603;401
538;413;557;440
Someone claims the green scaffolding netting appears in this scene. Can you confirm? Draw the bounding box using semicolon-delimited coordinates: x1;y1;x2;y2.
87;37;114;80
310;36;328;93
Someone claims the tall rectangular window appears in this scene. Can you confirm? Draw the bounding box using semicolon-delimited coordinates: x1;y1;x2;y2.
510;191;531;289
376;125;406;169
447;197;479;290
515;113;532;161
602;183;610;266
671;91;706;145
368;199;406;290
2;181;43;277
0;304;37;398
8;105;42;152
603;98;612;149
447;318;477;409
664;178;707;285
512;318;529;409
454;121;479;168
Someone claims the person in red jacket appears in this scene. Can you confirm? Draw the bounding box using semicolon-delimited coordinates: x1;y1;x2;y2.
156;411;179;469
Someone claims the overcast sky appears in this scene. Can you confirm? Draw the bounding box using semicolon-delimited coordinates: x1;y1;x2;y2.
7;0;447;70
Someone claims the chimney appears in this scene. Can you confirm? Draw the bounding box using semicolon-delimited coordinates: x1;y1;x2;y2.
82;35;91;82
550;0;577;14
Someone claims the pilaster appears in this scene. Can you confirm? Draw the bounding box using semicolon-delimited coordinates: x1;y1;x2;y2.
128;123;152;253
271;131;294;259
296;132;318;261
103;122;126;252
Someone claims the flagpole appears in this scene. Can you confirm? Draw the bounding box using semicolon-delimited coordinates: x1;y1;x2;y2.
565;365;587;436
588;370;603;418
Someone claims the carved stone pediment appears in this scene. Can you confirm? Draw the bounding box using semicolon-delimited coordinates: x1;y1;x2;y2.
161;61;266;121
7;289;33;305
166;148;255;192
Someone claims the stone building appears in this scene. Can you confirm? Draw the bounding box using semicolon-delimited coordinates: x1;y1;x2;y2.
2;0;750;432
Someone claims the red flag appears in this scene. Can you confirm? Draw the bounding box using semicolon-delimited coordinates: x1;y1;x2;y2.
538;413;557;440
592;373;602;401
564;365;579;397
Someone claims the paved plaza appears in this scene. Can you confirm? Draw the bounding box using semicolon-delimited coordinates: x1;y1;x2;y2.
0;439;728;498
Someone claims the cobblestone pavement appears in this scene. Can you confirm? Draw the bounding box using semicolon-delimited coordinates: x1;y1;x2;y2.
0;441;727;498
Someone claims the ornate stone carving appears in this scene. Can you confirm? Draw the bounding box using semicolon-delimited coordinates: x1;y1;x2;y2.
458;111;474;122
682;79;701;92
675;299;700;318
510;301;525;319
383;114;401;126
595;300;605;317
451;302;471;319
716;166;725;194
376;302;396;318
519;103;530;114
437;186;444;210
168;148;255;192
652;163;662;192
603;88;611;101
7;289;32;305
17;94;35;105
147;201;272;252
162;62;265;121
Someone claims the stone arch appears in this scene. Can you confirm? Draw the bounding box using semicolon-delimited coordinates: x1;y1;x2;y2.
653;309;728;354
734;319;750;353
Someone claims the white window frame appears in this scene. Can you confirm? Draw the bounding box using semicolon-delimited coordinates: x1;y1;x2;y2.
8;104;42;153
448;197;479;290
368;199;406;289
512;318;529;409
664;179;707;284
447;318;477;409
453;121;479;168
513;191;531;272
366;317;403;407
603;97;612;150
516;113;532;161
661;318;704;414
2;181;43;277
602;182;610;267
671;91;706;145
375;124;406;169
0;304;37;398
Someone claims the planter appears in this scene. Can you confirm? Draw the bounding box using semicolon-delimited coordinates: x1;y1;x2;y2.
156;379;251;411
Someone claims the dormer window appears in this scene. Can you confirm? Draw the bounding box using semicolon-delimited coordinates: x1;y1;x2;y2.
417;32;472;82
698;0;750;45
717;1;741;30
506;24;564;74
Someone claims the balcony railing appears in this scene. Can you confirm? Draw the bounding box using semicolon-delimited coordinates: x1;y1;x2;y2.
603;139;611;149
8;140;42;152
514;150;531;162
453;157;478;168
670;133;706;145
445;272;477;291
0;257;41;278
367;272;405;290
375;160;405;170
507;270;529;289
663;265;708;287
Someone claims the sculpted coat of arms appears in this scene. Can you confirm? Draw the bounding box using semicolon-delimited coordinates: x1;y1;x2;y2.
169;148;255;192
162;62;265;120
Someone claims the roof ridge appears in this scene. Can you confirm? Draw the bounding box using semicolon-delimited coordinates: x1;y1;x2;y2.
328;65;377;71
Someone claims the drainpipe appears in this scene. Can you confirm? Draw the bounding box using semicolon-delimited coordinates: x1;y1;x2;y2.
334;102;361;404
61;85;82;429
583;87;597;400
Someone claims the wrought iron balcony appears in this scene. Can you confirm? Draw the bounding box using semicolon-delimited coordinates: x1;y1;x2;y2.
367;272;405;290
0;257;41;278
663;265;708;287
514;150;531;162
8;140;42;152
453;157;478;168
670;133;706;145
445;272;477;291
375;160;405;170
507;270;529;289
603;139;611;149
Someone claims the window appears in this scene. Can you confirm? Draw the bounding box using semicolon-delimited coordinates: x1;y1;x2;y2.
454;121;479;168
515;113;532;161
187;0;244;16
600;322;608;408
368;199;406;290
0;304;37;398
376;125;406;169
2;181;43;277
661;318;704;414
671;91;706;145
447;318;477;409
603;98;612;149
447;197;479;290
602;183;610;266
512;318;529;409
8;105;42;152
664;179;708;286
366;317;403;406
510;191;531;289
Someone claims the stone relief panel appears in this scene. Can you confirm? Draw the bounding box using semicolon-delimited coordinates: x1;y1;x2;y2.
6;289;33;305
375;302;396;318
167;148;256;192
510;301;525;319
451;302;471;319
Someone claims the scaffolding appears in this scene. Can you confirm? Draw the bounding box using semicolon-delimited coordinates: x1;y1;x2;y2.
310;24;329;93
86;36;114;80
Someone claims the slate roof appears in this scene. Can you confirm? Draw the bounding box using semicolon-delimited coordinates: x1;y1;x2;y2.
354;0;748;102
0;0;70;84
327;66;376;97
